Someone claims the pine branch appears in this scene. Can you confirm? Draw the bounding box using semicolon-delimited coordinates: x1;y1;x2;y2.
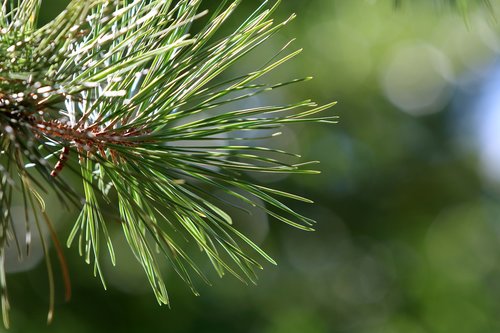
0;0;335;326
394;0;496;18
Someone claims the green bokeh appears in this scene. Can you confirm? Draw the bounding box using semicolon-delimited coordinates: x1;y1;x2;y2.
8;1;500;332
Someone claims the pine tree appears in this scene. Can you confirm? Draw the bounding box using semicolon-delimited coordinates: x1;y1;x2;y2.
0;0;335;327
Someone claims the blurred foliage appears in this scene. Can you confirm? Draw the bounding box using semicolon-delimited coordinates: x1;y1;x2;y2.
5;0;500;332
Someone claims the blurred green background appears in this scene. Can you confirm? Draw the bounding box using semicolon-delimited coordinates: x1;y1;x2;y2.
6;1;500;332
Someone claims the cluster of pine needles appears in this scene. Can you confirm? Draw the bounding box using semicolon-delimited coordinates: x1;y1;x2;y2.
0;0;336;327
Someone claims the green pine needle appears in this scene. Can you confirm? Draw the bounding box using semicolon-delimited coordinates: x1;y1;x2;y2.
0;0;335;326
